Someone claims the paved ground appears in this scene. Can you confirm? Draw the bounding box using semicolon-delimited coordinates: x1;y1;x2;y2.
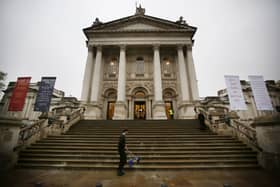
1;168;280;187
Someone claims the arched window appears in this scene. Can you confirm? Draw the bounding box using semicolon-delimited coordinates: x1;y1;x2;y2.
162;57;172;77
136;57;144;76
108;58;118;77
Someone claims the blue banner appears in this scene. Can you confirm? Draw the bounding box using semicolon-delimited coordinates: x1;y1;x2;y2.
34;77;56;112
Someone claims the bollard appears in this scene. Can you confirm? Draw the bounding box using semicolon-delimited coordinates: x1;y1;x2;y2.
96;182;103;187
160;183;168;187
223;184;232;187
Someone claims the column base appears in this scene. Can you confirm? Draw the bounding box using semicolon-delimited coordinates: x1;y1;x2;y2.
83;102;102;120
113;101;127;120
177;101;196;119
152;101;167;120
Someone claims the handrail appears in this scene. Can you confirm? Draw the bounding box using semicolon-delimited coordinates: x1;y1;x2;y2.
16;119;46;150
15;107;84;151
231;119;262;152
196;105;262;152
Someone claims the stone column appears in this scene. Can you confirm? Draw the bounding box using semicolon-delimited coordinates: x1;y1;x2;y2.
152;45;167;119
81;45;94;102
186;45;199;101
113;45;127;119
84;46;103;120
90;46;102;101
177;45;195;119
177;45;190;101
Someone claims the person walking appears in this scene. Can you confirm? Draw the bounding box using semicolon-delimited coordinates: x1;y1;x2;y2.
168;109;174;119
117;129;128;176
198;112;206;130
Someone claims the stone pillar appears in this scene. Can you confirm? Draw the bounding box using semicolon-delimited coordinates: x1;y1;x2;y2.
90;46;102;102
81;45;94;102
113;45;127;119
177;45;190;101
177;45;195;119
152;45;167;119
186;45;199;101
84;46;103;120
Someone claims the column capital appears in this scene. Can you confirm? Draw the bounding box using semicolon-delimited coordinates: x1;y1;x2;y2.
87;45;94;51
177;44;184;50
119;45;126;50
153;44;160;50
186;44;192;50
94;45;102;51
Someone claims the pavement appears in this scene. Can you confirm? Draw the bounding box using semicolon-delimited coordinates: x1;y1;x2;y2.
0;168;280;187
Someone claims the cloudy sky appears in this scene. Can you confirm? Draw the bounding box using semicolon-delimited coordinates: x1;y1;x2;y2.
0;0;279;99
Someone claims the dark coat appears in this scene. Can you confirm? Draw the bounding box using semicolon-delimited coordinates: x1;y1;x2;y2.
118;134;126;152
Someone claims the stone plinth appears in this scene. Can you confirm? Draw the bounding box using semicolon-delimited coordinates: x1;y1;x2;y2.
177;101;196;119
83;103;102;120
152;101;167;120
113;101;127;120
253;119;280;170
0;119;22;171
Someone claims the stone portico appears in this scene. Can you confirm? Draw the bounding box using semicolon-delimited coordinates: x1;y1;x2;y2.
81;7;199;120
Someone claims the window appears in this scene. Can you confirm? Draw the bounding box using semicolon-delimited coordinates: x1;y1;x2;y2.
108;58;118;77
136;57;144;76
162;57;172;77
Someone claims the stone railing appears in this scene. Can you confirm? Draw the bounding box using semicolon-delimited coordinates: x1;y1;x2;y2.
196;105;280;170
15;107;84;151
0;107;84;171
231;119;261;152
16;119;47;150
196;106;234;135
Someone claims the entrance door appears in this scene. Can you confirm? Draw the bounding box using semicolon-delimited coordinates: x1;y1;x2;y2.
165;101;174;119
107;102;115;120
134;101;146;120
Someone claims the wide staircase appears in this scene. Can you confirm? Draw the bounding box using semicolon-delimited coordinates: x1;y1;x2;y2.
17;120;259;169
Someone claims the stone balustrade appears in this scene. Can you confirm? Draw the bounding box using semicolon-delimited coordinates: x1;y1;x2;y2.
0;107;84;171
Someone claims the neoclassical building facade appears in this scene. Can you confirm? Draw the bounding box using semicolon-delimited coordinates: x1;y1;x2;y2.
81;7;199;120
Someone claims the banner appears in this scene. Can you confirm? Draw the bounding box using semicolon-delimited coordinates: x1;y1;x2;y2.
248;75;273;111
34;77;56;112
224;75;247;110
8;77;31;111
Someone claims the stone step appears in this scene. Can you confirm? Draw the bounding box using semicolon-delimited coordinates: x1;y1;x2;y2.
26;146;251;151
17;119;259;170
70;125;199;131
69;126;205;133
19;153;257;159
65;131;216;136
67;128;211;131
32;142;245;147
45;137;235;141
37;139;241;144
16;163;259;170
20;149;258;155
49;134;226;138
76;119;199;125
18;158;258;165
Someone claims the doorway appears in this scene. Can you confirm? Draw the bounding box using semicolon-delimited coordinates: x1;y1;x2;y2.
134;101;146;120
165;101;174;119
107;102;115;120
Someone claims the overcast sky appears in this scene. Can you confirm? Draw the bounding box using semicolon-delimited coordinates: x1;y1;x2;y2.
0;0;279;99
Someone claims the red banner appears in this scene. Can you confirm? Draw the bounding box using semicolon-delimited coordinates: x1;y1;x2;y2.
8;77;31;111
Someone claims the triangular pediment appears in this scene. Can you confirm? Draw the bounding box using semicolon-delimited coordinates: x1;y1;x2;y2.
115;22;166;31
84;14;197;34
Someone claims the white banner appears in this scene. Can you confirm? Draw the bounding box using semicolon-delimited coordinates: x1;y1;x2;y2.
248;75;273;111
224;75;247;110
